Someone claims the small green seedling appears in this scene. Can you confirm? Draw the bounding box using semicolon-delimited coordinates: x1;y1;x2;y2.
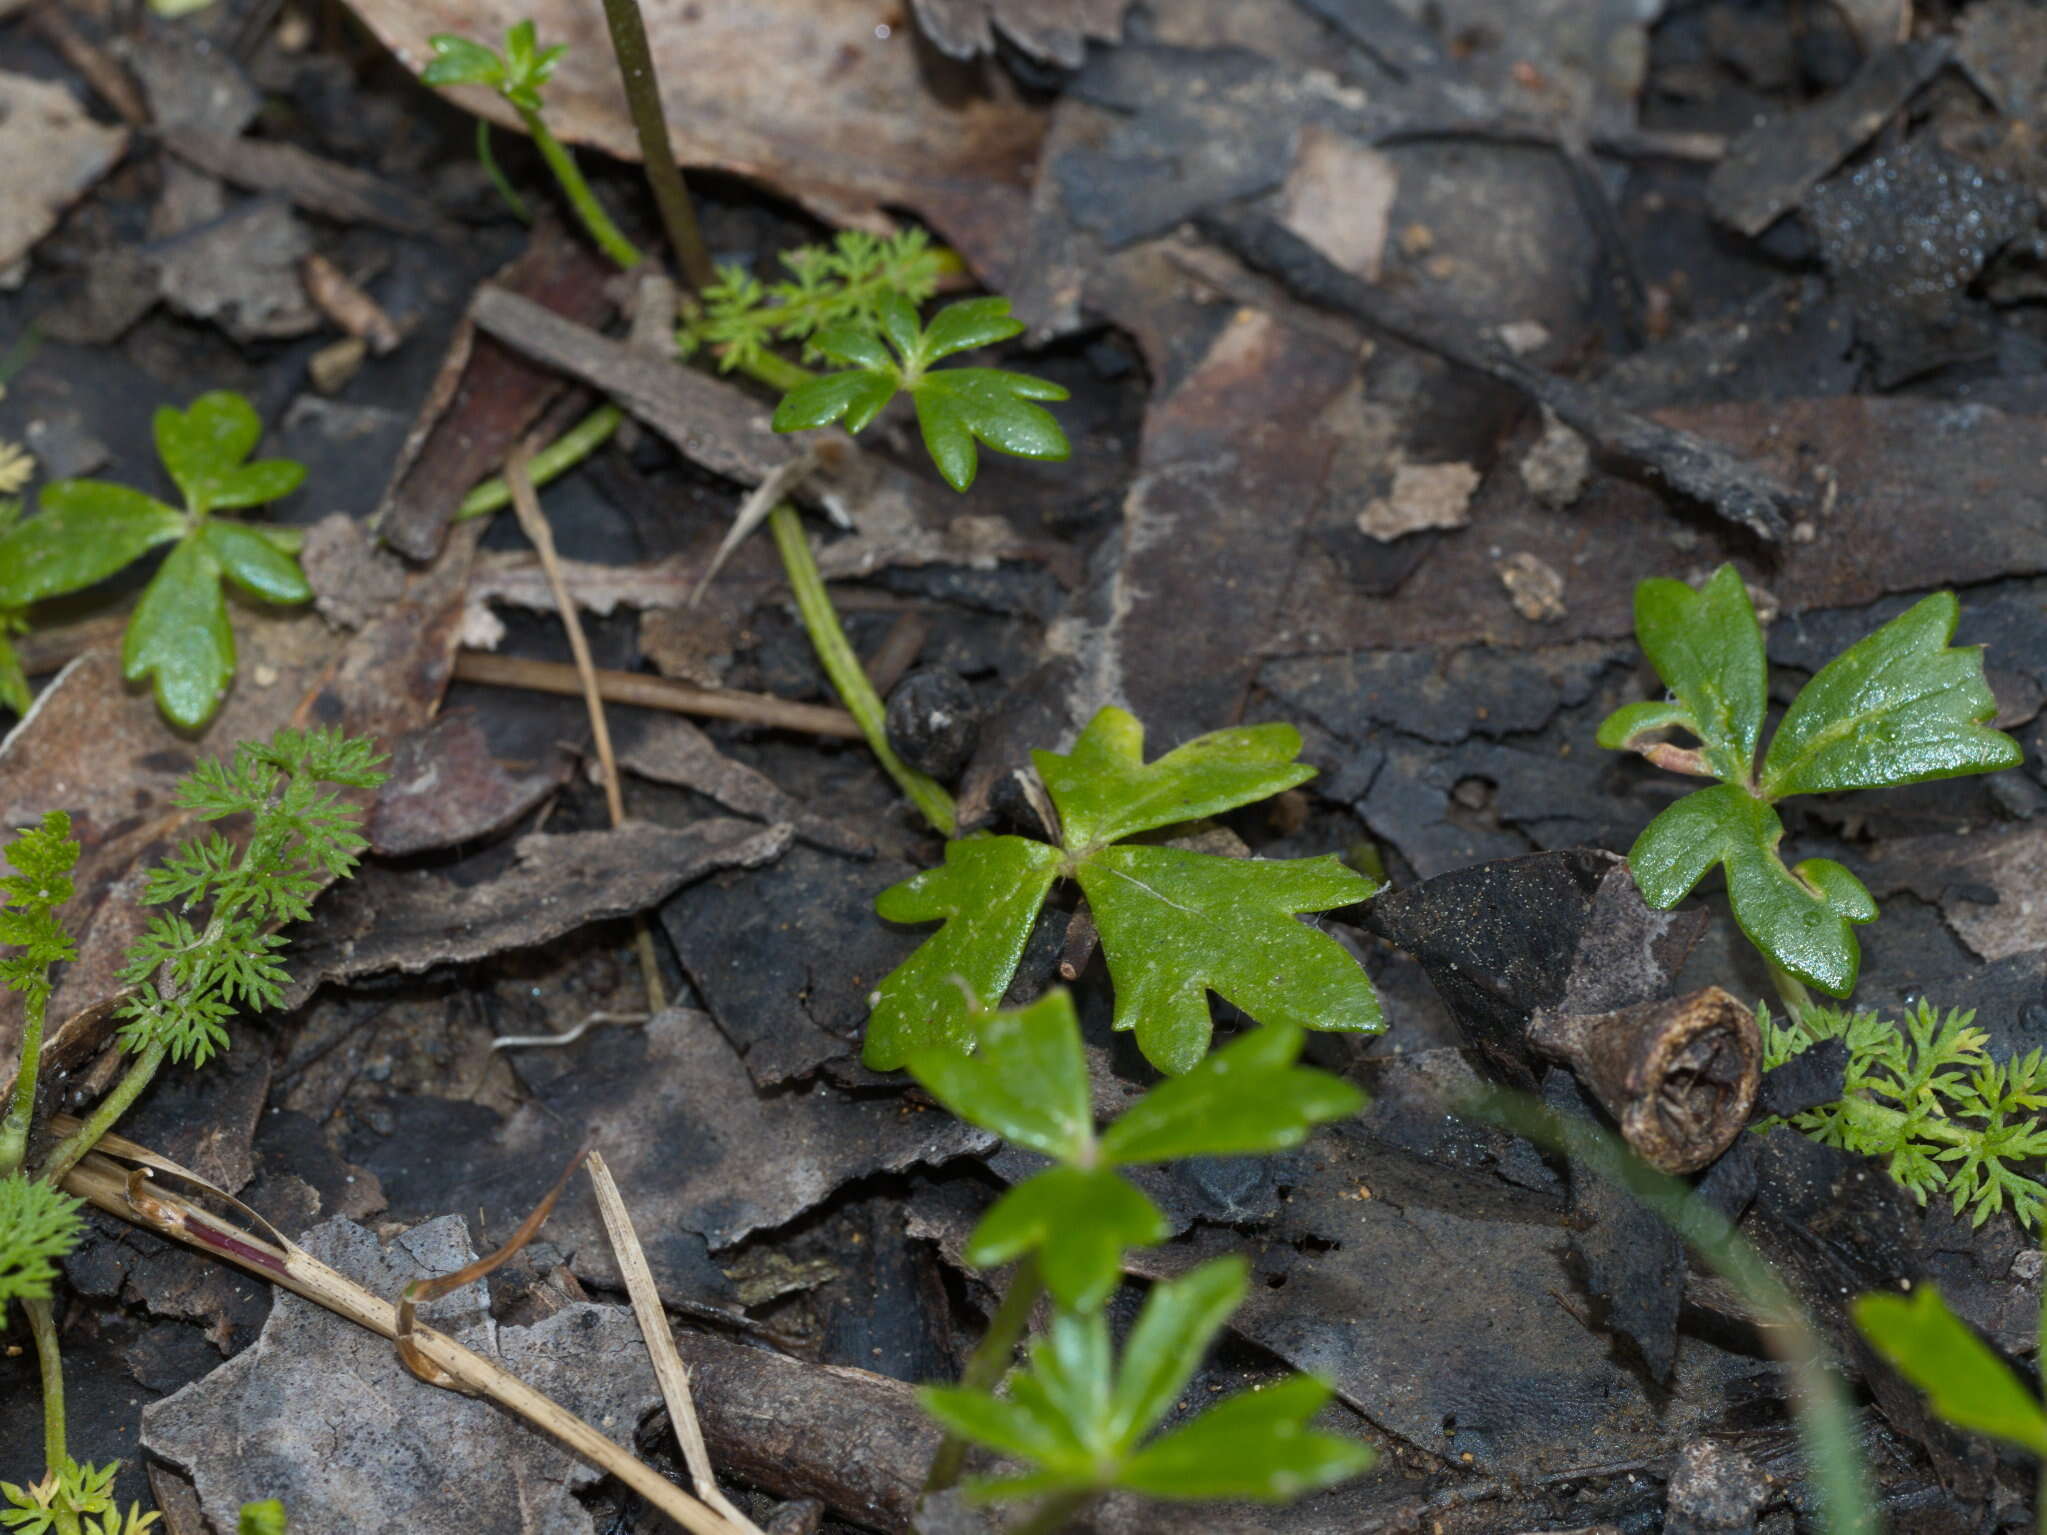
921;1254;1372;1508
1600;565;2020;995
867;706;1381;1075
772;294;1069;492
235;1501;288;1535
681;228;948;376
0;729;383;1535
1762;999;2047;1228
909;992;1362;1310
0;392;309;729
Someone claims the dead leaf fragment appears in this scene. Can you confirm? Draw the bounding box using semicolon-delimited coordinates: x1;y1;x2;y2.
1358;461;1482;542
909;0;1129;66
1498;550;1567;622
1279;124;1397;282
156;198;322;340
283;819;792;1006
0;72;128;271
369;713;568;857
1518;408;1591;510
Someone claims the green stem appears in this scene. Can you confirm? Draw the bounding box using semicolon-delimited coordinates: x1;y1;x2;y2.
1765;959;1813;1018
477;119;530;223
734;347;813;395
596;0;716;291
924;1255;1043;1494
458;403;625;520
37;1040;166;1187
514;104;642;272
27;1294;64;1474
0;983;47;1177
769;501;956;837
1009;1491;1094;1535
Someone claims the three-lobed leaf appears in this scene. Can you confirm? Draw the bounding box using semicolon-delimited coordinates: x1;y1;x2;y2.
910;368;1070;493
869;707;1381;1075
1761;592;2022;796
154;394;305;517
1117;1376;1374;1502
908;993;1364;1309
420;34;505;88
1602;565;2018;995
1854;1284;2047;1455
0;482;183;606
1629;783;1875;996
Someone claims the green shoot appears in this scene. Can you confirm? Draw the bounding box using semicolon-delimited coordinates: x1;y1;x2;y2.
868;707;1381;1076
1;1456;160;1535
1760;999;2047;1228
39;727;387;1187
420;24;641;272
1600;566;2020;995
678;229;948;376
772;294;1070;492
909;992;1361;1310
0;813;79;1177
920;1256;1373;1508
0;392;309;728
236;1501;288;1535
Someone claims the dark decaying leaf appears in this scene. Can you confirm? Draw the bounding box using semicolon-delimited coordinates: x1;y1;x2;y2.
368;712;569;857
281;819;792;1009
908;0;1130;67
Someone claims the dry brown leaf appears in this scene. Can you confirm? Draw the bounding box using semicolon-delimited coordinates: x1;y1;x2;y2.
0;71;128;270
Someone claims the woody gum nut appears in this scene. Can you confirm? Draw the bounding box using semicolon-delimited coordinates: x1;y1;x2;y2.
1526;986;1761;1175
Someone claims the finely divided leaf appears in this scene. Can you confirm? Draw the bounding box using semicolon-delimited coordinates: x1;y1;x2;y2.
0;1170;84;1305
1036;708;1316;850
1099;1023;1365;1164
1080;846;1380;1073
1761;592;2022;797
123;540;235;728
1621;564;1766;782
1854;1285;2047;1455
1629;784;1875;995
966;1167;1169;1311
906;990;1092;1162
1117;1376;1374;1501
0;482;184;604
865;836;1061;1068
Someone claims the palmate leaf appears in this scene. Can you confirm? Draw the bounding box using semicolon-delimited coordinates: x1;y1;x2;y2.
922;1257;1373;1506
1601;565;2019;995
1854;1284;2047;1455
769;293;1070;492
868;707;1380;1075
154;393;305;517
0;483;184;606
908;993;1363;1309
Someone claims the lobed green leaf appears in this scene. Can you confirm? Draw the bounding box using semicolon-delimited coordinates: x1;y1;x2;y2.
909;371;1069;492
1036;708;1317;851
1628;783;1875;996
905;990;1092;1163
919;297;1025;362
420;34;504;87
966;1166;1168;1312
1099;1022;1365;1164
1761;592;2023;798
1106;1256;1249;1450
0;482;183;605
1854;1284;2047;1455
865;837;1061;1068
121;540;235;729
1620;564;1766;782
200;520;312;605
1080;845;1380;1073
770;369;897;435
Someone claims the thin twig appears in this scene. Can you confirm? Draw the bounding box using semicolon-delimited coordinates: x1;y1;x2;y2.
59;1145;749;1535
597;0;717;291
589;1151;763;1532
454;651;862;738
502;446;665;1014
